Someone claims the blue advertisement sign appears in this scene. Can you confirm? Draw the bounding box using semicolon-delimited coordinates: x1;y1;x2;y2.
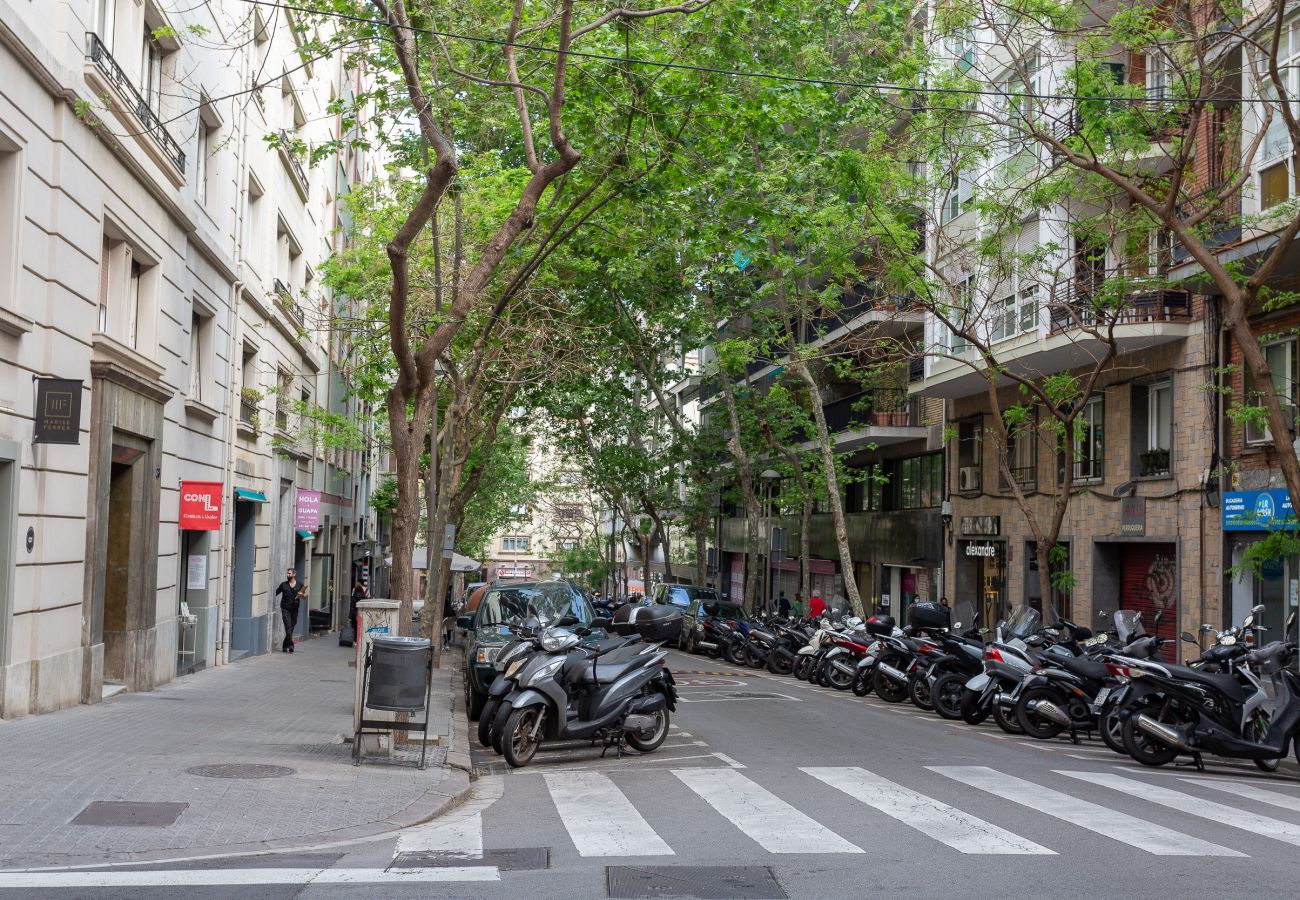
1222;489;1298;531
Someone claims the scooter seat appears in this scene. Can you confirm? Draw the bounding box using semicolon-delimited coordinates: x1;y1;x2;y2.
584;655;650;684
1058;655;1111;681
1158;663;1246;702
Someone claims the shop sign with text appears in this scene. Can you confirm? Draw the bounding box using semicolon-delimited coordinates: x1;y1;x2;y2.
179;481;223;531
295;490;321;532
965;542;1000;558
1223;490;1297;531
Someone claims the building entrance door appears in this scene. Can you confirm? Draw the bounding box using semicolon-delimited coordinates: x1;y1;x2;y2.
102;441;148;688
229;499;257;658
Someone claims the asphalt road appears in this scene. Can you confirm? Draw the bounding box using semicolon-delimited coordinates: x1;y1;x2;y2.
10;648;1300;899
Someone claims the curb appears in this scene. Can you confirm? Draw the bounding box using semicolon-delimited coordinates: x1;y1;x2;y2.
0;651;476;872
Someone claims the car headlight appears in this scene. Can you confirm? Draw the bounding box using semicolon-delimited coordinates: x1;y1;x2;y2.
475;647;499;665
521;657;564;687
505;658;527;679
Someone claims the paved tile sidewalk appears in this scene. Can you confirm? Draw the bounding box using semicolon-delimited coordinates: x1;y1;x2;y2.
0;637;469;868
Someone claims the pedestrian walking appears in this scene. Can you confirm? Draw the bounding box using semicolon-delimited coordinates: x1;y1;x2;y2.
809;594;826;619
349;578;367;626
276;568;305;653
441;586;456;651
777;591;790;618
793;592;804;617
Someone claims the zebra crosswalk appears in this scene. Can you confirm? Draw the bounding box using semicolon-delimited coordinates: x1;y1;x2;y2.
417;764;1300;864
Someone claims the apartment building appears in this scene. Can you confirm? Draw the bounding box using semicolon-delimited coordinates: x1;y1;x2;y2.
0;0;378;717
704;290;947;617
916;14;1221;646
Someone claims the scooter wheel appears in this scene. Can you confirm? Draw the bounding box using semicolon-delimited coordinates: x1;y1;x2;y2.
960;688;991;725
1121;712;1180;767
502;705;543;768
626;708;670;752
931;674;965;720
490;701;513;755
768;649;795;676
1015;686;1066;740
478;698;500;747
873;666;910;703
908;675;934;711
1099;707;1126;754
851;668;874;696
992;695;1024;734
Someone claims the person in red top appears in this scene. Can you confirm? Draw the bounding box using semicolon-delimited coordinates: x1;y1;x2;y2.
809;595;827;619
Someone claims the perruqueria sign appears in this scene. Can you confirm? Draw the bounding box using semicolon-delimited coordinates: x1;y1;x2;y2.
965;542;1000;557
1222;489;1297;531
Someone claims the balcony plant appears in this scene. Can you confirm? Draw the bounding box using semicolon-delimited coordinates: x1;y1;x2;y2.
1140;447;1171;476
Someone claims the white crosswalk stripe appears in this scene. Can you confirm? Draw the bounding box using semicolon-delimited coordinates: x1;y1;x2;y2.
803;766;1052;855
1180;777;1300;814
674;768;863;854
543;771;674;857
1059;770;1300;848
932;766;1243;856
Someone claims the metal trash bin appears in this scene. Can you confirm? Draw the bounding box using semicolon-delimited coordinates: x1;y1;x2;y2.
367;636;431;711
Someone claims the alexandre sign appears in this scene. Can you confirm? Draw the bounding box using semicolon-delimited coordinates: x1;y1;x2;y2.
965;542;1000;558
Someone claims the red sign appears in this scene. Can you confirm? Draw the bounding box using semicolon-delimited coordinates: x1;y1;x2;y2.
179;481;223;530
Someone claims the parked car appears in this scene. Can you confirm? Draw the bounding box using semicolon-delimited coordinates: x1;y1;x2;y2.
651;583;721;614
680;598;747;653
459;580;605;719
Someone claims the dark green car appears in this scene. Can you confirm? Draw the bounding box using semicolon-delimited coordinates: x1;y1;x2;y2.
460;581;602;719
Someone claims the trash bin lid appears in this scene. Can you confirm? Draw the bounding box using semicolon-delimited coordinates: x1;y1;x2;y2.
372;636;431;649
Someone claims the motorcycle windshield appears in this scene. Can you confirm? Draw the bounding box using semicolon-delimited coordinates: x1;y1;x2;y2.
951;601;977;632
1113;610;1144;644
1004;606;1041;639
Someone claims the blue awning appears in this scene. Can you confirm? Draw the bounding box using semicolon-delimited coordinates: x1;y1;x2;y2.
234;488;267;503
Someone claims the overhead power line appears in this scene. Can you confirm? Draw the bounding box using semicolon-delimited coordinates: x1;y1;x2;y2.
240;0;1275;105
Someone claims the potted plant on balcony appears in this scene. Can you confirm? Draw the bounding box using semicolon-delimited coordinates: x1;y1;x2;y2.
1140;447;1171;476
239;387;262;429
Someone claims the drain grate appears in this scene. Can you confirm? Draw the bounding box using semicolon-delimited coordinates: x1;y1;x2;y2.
71;802;188;827
607;866;786;899
185;764;296;779
393;848;549;871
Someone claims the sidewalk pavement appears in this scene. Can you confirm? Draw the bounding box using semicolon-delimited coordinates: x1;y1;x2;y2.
0;636;471;869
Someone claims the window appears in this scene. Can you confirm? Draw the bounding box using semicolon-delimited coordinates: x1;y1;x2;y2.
187;307;214;402
275;370;292;431
97;231;155;351
195;106;219;206
957;417;983;492
893;454;944;509
943;169;974;223
1246;339;1298;445
1261;160;1291;210
0;136;18;312
1145;52;1169;103
246;176;264;270
95;0;116;48
141;27;163;116
945;274;973;353
501;536;531;553
509;503;529;516
554;506;581;521
240;344;258;425
1072;395;1104;481
1002;413;1037;489
950;27;975;72
1131;380;1173;476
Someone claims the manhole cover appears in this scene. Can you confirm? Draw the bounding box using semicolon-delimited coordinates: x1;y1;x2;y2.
71;801;188;827
607;866;785;899
186;764;296;779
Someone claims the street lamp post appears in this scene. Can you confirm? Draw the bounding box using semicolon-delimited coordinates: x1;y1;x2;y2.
759;469;781;616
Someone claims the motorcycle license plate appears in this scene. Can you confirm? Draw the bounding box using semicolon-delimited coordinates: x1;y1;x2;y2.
1094;687;1110;707
966;673;989;691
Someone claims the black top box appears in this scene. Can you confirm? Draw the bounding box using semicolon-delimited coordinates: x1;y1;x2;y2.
864;614;896;636
908;601;951;631
612;603;683;642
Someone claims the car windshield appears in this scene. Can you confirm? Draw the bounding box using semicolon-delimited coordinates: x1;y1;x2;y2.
478;583;595;627
1005;606;1041;639
666;586;720;607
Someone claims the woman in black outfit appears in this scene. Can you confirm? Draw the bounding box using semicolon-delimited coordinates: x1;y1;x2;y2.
275;568;304;653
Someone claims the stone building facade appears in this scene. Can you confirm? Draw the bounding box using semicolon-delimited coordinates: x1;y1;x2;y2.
0;0;379;717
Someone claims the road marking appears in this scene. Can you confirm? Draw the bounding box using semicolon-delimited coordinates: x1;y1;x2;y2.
802;767;1052;855
395;774;501;858
711;752;747;769
933;766;1241;856
1059;770;1300;848
0;868;499;887
674;768;862;854
1181;777;1300;814
543;772;673;857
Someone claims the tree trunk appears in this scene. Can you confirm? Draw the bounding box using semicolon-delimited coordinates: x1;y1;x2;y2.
694;512;708;587
386;385;433;633
719;374;762;612
799;494;812;602
789;358;863;615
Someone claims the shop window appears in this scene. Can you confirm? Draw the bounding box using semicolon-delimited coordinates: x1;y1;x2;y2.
1131;379;1173;476
957;417;983;493
1072;395;1104;481
1245;338;1298;445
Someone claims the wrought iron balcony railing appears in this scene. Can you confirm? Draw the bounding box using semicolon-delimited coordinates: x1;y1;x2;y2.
274;278;305;324
86;33;186;174
278;129;310;195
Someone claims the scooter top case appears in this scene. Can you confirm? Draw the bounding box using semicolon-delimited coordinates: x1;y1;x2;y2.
612;602;683;643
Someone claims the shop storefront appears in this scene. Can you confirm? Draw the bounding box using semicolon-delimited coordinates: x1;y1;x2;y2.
954;515;1006;627
1225;489;1298;636
177;480;222;675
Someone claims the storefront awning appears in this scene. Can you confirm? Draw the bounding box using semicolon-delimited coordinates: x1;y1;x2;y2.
234;488;267;503
296;530;314;539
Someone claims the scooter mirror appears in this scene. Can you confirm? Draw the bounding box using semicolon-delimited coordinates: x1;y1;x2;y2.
1180;631;1197;643
1252;604;1266;615
1243;615;1255;629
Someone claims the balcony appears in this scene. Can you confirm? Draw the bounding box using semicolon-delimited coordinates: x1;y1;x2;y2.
274;278;305;325
917;286;1196;400
278;129;311;200
1051;97;1190;146
807;389;928;452
86;33;186;176
1048;285;1193;334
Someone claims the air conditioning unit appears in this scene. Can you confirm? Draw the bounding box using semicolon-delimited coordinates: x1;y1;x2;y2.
959;466;982;492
